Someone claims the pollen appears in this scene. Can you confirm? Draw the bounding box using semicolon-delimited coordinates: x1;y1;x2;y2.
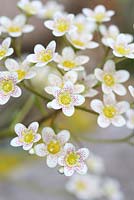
24;4;36;14
38;50;52;62
94;13;105;22
103;74;115;87
47;141;61;154
76;181;87;191
1;80;13;93
58;92;72;105
8;26;21;33
115;45;130;55
72;39;84;47
22;130;35;144
56;19;69;32
66;152;79;166
16;69;26;80
103;106;116;118
63;60;76;68
0;49;6;57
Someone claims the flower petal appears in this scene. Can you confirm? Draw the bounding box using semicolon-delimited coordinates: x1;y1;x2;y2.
28;122;39;133
77;148;89;160
42;127;55;143
57;130;70;145
34;143;47;157
97;115;111;128
14;123;26;136
112;115;126;127
46;155;58;168
64;166;74;176
90;99;103;113
75;163;88;175
10;137;22;147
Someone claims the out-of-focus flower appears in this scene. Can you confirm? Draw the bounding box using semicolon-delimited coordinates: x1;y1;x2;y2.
58;143;89;176
108;34;134;58
17;0;42;16
95;60;129;96
0;14;34;37
91;93;129;128
103;178;124;200
83;5;115;23
38;1;64;19
44;13;75;37
5;58;36;82
73;14;96;34
66;174;102;199
0;37;13;60
27;41;56;67
0;71;21;105
99;25;120;46
10;122;41;150
46;81;85;116
87;154;105;174
45;71;85;95
33;127;70;168
128;85;134;98
66;31;99;50
79;71;98;97
126;109;134;129
54;46;89;71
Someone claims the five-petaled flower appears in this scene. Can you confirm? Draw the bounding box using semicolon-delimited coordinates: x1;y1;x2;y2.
58;143;89;176
17;0;42;16
108;33;134;58
10;122;41;150
46;81;85;116
0;37;14;60
83;5;115;23
54;46;89;71
91;93;129;128
44;12;75;37
33;127;70;168
27;41;56;67
0;14;34;37
5;58;36;82
95;60;129;96
0;71;21;105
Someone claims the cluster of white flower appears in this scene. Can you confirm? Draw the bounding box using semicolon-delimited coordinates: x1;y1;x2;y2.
0;1;134;198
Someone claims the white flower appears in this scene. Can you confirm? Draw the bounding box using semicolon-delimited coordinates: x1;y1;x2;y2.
46;81;85;117
79;71;98;97
44;12;75;37
66;174;102;199
90;93;130;128
10;122;41;150
66;31;99;50
126;109;134;129
128;85;134;98
27;41;56;67
45;71;85;95
83;5;115;23
0;37;13;60
54;46;89;71
34;127;70;168
73;14;96;35
0;71;22;105
87;154;105;174
108;33;134;58
103;178;124;200
95;60;129;96
0;14;34;37
38;1;64;19
58;143;89;176
17;0;42;16
99;25;120;46
5;58;36;82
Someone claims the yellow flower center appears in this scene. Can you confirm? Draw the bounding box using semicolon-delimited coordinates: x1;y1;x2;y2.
115;45;130;55
47;141;61;154
76;181;87;191
72;39;84;47
75;23;84;33
22;130;35;144
58;92;72;105
66;152;79;166
94;13;105;22
23;4;36;14
38;50;52;62
56;19;69;32
103;106;116;118
63;60;76;69
16;69;26;80
0;49;6;57
1;80;13;93
8;26;21;33
103;74;115;87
